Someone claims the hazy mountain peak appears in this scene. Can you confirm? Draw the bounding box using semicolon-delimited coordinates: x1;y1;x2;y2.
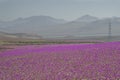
75;15;98;22
22;15;67;24
26;15;54;20
1;15;120;38
13;17;24;22
111;17;120;21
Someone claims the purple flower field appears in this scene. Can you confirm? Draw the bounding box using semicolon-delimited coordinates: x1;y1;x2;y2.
0;42;120;80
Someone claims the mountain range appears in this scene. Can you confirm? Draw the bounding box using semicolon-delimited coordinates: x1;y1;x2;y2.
0;15;120;38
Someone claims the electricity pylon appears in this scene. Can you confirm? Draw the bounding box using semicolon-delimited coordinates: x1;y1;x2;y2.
108;20;112;41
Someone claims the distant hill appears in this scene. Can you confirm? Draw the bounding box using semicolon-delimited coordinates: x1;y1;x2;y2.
0;31;42;40
74;15;98;22
0;15;120;38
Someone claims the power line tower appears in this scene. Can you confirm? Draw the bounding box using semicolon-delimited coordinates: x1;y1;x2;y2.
108;20;112;41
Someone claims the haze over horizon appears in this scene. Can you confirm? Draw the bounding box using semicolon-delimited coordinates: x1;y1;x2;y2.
0;0;120;21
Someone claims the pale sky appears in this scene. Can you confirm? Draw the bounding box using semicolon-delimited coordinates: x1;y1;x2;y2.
0;0;120;21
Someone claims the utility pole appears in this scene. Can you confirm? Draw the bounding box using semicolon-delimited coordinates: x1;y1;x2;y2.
108;20;112;41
